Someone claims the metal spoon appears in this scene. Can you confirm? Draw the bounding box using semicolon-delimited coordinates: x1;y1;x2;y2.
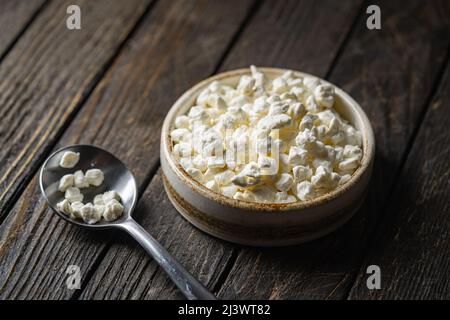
39;144;216;300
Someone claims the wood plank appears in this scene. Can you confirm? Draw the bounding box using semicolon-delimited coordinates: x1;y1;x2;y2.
218;0;450;299
0;0;46;57
0;0;152;220
0;0;256;300
83;170;236;299
80;0;364;299
347;64;450;300
221;0;360;75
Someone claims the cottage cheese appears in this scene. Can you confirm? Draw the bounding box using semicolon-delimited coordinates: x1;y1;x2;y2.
80;203;100;225
103;199;124;222
171;66;363;203
55;152;124;223
85;169;104;186
59;151;80;168
58;174;74;192
70;201;84;219
74;170;89;188
64;187;83;203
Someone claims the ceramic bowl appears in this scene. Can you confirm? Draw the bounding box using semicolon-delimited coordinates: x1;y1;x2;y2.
160;67;375;246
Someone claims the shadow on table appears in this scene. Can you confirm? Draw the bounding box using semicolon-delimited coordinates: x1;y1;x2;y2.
215;150;417;299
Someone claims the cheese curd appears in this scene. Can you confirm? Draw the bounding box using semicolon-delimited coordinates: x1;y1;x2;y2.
70;201;84;219
102;190;121;204
85;169;104;186
74;170;89;188
171;67;363;203
80;203;102;225
64;187;83;203
58;174;74;192
58;188;124;223
59;151;80;168
88;191;124;222
56;199;72;216
103;199;124;222
55;151;124;224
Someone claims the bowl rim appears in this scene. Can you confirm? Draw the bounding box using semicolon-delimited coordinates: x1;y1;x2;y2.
161;67;375;212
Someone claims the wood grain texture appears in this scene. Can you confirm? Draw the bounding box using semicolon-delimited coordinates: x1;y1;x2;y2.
347;64;450;300
0;0;255;300
79;0;364;300
0;0;46;57
0;0;151;220
218;0;450;299
1;0;448;301
82;170;236;300
220;0;362;75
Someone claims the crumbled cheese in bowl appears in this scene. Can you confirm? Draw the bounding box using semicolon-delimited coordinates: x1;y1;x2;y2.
170;66;363;204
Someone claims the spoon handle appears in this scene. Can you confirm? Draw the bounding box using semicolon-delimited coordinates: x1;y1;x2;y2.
119;218;217;300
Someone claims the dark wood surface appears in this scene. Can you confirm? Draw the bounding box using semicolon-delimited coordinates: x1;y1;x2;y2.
348;64;450;300
0;0;448;300
0;0;46;57
0;0;152;220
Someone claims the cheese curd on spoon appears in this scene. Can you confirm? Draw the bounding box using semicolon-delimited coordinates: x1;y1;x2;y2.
59;151;80;168
55;152;124;224
171;66;363;203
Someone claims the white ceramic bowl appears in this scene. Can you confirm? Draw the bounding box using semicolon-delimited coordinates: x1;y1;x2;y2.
160;68;375;246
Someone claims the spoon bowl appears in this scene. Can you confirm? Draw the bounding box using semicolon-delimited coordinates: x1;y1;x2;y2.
39;144;216;300
40;144;137;229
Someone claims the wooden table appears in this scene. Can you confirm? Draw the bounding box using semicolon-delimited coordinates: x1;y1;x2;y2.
0;0;448;300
